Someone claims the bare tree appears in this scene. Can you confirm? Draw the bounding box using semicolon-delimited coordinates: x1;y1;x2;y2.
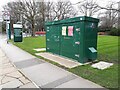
2;1;23;34
38;1;45;29
97;3;120;12
118;2;120;29
17;0;42;37
44;1;54;21
99;2;118;30
3;2;21;23
77;0;100;16
3;0;40;36
52;0;77;20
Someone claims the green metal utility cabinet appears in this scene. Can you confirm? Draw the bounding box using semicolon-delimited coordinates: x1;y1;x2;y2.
6;21;11;40
45;16;99;63
13;24;23;42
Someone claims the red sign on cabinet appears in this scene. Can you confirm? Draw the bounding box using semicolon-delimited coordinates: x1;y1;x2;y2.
68;26;73;36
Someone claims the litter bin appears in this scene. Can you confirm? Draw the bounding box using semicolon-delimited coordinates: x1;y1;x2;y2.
13;24;23;42
45;16;99;63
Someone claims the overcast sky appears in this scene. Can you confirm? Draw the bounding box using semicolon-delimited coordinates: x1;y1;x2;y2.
0;0;119;19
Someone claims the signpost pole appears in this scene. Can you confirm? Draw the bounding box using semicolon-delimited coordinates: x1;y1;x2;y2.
2;11;10;43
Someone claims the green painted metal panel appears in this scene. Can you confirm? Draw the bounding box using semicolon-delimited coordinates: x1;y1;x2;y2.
45;16;99;63
60;22;80;61
46;24;61;54
8;23;11;40
84;21;98;61
6;22;11;40
14;28;23;42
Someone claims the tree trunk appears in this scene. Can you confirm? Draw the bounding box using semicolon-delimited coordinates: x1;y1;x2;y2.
31;21;35;37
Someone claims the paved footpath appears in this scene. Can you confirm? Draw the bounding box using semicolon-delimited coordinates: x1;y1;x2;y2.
0;48;37;89
0;35;107;89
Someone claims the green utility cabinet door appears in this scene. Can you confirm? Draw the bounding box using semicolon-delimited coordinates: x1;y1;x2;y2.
13;24;23;42
84;21;98;61
60;22;81;61
46;24;61;54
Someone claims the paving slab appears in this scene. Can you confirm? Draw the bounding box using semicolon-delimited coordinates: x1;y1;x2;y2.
33;48;46;52
14;58;45;69
0;59;2;67
2;79;23;88
0;50;5;57
0;85;2;90
1;58;9;64
7;71;23;78
41;74;77;88
35;52;82;68
0;48;37;89
19;83;37;88
19;77;30;84
0;68;2;76
91;61;113;70
1;67;17;75
0;75;4;85
1;76;15;84
22;63;71;87
0;40;35;62
0;63;13;69
55;78;105;88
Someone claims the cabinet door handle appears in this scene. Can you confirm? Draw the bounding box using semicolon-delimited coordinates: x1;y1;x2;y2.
75;41;80;45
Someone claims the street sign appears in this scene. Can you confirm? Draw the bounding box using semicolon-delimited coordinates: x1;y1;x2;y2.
2;11;10;21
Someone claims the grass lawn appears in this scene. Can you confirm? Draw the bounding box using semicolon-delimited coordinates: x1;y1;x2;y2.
97;36;119;64
10;35;119;89
11;36;46;55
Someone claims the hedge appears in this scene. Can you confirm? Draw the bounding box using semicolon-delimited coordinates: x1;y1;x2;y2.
108;28;120;36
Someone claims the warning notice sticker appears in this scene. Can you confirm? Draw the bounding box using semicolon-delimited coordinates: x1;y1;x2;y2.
62;26;67;36
68;26;73;36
